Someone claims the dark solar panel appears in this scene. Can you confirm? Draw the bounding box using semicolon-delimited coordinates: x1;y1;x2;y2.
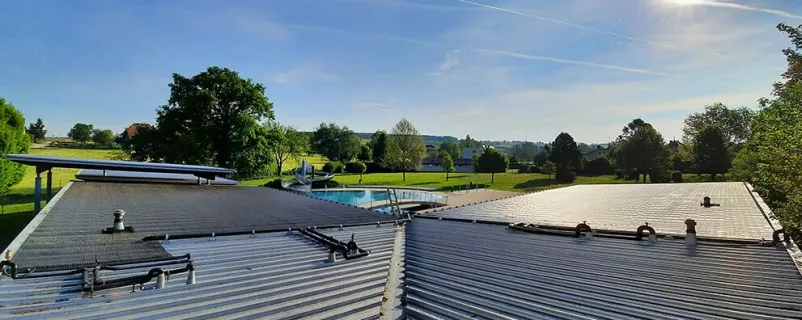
5;154;235;176
76;169;239;185
11;182;394;270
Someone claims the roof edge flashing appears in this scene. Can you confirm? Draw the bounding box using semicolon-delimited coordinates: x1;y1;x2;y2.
745;182;802;276
2;181;74;262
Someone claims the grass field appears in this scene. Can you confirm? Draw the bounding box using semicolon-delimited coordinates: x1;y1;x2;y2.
332;172;634;192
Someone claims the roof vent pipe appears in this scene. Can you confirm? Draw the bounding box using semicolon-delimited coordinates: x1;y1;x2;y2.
113;209;126;232
156;272;166;289
328;249;338;263
700;197;720;207
186;264;196;285
685;219;697;246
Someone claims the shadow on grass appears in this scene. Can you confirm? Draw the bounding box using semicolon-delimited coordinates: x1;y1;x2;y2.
410;181;439;186
513;178;555;191
0;211;35;249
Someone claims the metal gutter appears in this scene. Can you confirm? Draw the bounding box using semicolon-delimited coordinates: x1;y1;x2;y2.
744;182;802;276
1;181;73;262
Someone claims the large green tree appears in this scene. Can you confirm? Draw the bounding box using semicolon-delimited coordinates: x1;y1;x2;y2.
311;123;361;161
440;150;455;181
615;123;670;183
128;66;275;179
511;141;538;162
692;125;731;181
68;123;94;142
683;103;755;147
438;140;461;161
0;98;31;195
265;122;309;176
475;147;509;183
92;129;116;145
459;134;482;148
540;161;556;185
385;118;426;181
369;130;388;166
358;144;372;162
730;23;802;236
26;118;46;143
549;132;582;172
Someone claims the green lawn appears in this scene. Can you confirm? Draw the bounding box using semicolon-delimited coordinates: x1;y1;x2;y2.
332;172;633;192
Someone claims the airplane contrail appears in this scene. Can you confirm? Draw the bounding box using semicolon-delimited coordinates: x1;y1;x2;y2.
683;0;802;20
452;0;690;52
474;49;673;76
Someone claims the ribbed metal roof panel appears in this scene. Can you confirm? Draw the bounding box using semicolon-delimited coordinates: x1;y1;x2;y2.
0;225;401;319
404;219;802;320
423;182;776;239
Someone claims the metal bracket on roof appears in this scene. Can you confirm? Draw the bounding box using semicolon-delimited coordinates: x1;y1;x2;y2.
299;227;370;260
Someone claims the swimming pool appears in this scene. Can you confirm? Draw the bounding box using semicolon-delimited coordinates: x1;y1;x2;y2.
310;189;446;207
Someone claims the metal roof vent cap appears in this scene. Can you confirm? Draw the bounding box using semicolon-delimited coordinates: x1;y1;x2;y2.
113;209;125;231
700;196;720;207
103;209;134;233
685;219;697;246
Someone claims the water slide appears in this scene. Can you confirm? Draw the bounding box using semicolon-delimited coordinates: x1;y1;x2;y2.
282;160;335;191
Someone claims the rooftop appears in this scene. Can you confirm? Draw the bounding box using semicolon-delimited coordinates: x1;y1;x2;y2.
5;181;393;271
423;182;777;240
1;178;801;319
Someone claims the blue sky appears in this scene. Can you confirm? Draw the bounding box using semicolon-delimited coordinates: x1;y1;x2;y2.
1;0;799;142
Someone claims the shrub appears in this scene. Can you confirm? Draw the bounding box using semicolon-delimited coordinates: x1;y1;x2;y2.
517;165;530;174
312;179;341;189
672;171;683;183
322;161;344;173
345;161;367;174
263;178;284;189
555;168;576;183
650;171;673;183
582;157;614;175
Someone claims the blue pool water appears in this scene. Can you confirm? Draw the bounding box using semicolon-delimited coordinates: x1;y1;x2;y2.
310;189;446;207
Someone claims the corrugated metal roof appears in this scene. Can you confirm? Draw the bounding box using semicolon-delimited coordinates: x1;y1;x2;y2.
10;181;393;270
423;182;776;239
404;218;802;320
0;224;402;319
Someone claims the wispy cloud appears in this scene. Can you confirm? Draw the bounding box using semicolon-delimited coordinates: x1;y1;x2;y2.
681;0;802;20
450;0;711;54
329;0;478;11
430;49;462;76
269;66;340;84
474;48;672;76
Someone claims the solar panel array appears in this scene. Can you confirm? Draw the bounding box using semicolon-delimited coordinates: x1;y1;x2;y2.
4;154;235;175
424;182;776;239
10;182;394;270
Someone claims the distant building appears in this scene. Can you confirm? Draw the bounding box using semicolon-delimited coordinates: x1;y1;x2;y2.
667;140;683;154
120;123;154;143
425;144;436;153
420;147;484;173
583;145;608;161
461;147;483;160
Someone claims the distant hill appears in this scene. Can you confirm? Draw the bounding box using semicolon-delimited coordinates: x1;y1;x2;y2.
355;132;458;144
